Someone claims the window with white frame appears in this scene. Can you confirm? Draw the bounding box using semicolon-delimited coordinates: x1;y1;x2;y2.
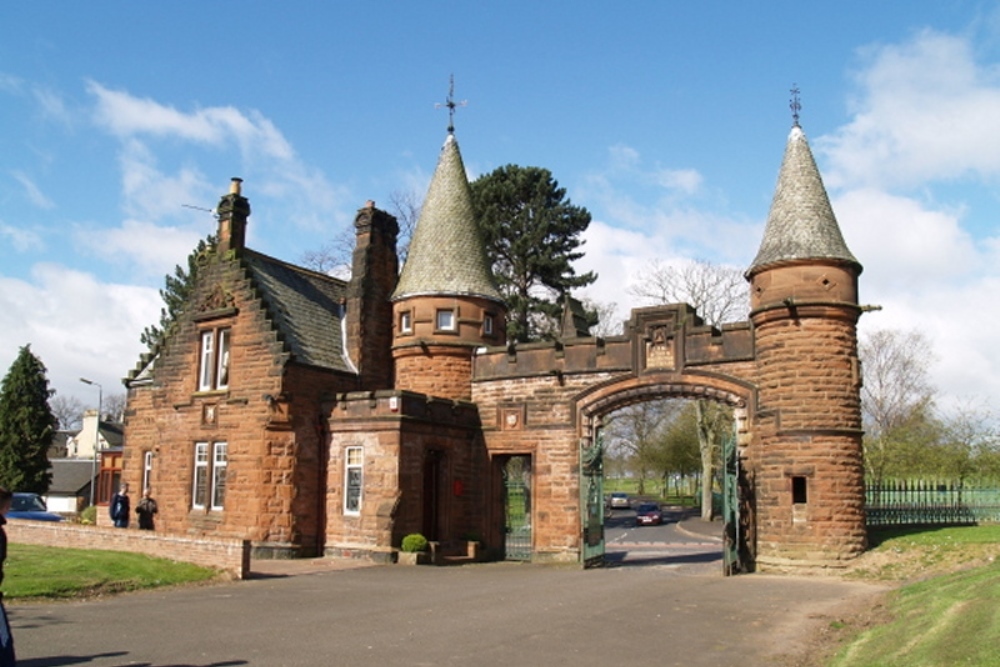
399;310;412;334
344;446;363;515
212;442;228;510
198;328;231;391
193;441;228;510
142;450;153;493
436;309;455;331
483;313;494;336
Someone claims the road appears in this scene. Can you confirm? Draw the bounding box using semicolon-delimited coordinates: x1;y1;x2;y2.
604;505;724;572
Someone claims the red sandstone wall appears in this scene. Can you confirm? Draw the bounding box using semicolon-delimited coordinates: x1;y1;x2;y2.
8;521;250;579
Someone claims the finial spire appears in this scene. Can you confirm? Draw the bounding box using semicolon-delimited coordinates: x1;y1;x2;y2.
435;74;467;135
790;84;802;127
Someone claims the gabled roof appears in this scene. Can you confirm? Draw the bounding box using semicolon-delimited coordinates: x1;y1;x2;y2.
127;248;352;383
391;133;503;304
748;124;861;276
242;249;352;372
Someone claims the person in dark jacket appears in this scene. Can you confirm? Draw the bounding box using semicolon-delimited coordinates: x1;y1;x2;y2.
0;487;17;665
135;488;158;530
109;483;130;528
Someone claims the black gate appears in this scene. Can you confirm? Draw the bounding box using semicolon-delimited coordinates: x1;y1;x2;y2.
722;434;744;575
503;456;532;560
580;430;605;567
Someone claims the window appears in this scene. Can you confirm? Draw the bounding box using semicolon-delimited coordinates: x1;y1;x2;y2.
483;314;494;336
792;476;808;504
142;450;153;493
436;309;455;331
212;442;228;510
399;311;412;333
193;441;228;510
344;446;363;515
198;328;231;391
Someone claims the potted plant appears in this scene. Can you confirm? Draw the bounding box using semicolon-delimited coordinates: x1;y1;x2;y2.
397;533;430;565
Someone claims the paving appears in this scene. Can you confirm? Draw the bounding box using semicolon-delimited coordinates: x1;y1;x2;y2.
9;517;887;667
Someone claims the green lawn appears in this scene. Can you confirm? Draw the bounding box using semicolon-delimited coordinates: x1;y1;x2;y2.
4;543;220;600
829;524;1000;666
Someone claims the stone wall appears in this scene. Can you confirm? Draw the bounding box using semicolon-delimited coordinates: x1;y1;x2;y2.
8;521;250;579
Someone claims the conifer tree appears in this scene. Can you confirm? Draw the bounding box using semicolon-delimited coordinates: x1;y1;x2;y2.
141;234;217;350
0;345;57;493
471;165;596;343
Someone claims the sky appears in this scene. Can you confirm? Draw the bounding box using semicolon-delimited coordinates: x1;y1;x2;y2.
2;2;1000;420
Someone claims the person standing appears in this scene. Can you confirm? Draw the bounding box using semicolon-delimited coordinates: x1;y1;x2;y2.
135;488;158;530
109;483;130;528
0;487;17;665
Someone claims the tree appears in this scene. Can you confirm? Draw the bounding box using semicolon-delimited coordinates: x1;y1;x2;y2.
301;189;419;276
859;328;936;484
0;345;56;493
649;401;701;496
471;165;597;343
628;258;746;518
50;394;85;430
142;234;217;350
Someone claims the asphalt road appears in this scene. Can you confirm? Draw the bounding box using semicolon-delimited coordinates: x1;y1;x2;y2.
10;553;886;667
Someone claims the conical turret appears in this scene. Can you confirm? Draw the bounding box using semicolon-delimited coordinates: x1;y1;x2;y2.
391;132;506;401
747;125;860;278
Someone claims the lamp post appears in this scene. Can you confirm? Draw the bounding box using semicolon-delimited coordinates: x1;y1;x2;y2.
79;377;102;508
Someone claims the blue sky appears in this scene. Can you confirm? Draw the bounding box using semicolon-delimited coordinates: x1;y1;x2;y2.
2;2;1000;417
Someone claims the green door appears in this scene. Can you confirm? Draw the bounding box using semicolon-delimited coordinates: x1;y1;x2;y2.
580;429;605;567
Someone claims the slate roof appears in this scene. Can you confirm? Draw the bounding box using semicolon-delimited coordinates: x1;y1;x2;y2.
242;249;352;373
49;459;95;495
392;134;503;304
748;124;861;276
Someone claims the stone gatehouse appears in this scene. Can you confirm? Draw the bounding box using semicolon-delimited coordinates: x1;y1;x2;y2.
123;120;865;572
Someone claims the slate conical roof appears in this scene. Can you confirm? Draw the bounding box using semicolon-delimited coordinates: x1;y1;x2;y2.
748;124;861;276
391;134;503;303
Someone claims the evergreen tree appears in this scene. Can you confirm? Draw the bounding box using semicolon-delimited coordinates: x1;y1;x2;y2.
141;234;217;350
0;345;57;492
471;165;596;343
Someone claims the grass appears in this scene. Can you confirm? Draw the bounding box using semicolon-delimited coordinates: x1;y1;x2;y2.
827;524;1000;666
4;543;221;600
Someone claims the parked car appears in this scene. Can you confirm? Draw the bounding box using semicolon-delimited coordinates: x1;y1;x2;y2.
635;502;663;526
607;492;630;509
8;492;64;522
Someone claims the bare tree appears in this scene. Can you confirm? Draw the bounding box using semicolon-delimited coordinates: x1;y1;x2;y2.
628;259;747;326
604;400;684;495
50;394;85;430
628;259;746;518
103;393;128;423
859;328;936;484
301;189;419;277
581;298;622;337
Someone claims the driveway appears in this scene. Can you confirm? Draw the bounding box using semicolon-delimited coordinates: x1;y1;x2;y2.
10;559;885;667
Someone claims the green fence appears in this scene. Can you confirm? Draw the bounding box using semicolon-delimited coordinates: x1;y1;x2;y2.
865;479;1000;527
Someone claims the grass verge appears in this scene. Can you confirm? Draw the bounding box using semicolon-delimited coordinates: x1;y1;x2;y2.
5;543;221;600
825;524;1000;666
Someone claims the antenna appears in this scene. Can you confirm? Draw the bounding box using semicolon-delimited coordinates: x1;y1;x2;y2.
182;204;219;219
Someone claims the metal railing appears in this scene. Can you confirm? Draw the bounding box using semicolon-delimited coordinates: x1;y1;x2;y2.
865;479;1000;526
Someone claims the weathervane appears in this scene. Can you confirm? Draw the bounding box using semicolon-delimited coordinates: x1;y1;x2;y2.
435;74;467;135
790;84;802;127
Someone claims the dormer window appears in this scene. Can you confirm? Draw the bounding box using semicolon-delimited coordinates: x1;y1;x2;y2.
399;311;412;334
199;328;231;392
436;309;455;332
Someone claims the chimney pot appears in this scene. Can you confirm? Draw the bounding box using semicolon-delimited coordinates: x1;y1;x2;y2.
230;177;243;195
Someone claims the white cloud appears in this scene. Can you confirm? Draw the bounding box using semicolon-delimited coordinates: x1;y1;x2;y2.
820;29;1000;190
76;219;205;280
0;264;160;402
11;170;55;210
0;221;44;253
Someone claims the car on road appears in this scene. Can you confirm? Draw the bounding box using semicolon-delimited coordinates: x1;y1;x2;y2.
8;492;64;522
607;492;630;509
635;502;663;526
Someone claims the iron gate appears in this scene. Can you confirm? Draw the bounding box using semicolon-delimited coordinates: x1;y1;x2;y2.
503;456;532;560
722;434;742;575
580;429;605;567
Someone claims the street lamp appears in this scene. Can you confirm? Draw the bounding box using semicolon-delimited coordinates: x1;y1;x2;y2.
79;377;102;508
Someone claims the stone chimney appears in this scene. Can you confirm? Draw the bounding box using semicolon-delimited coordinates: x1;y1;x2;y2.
217;177;251;253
